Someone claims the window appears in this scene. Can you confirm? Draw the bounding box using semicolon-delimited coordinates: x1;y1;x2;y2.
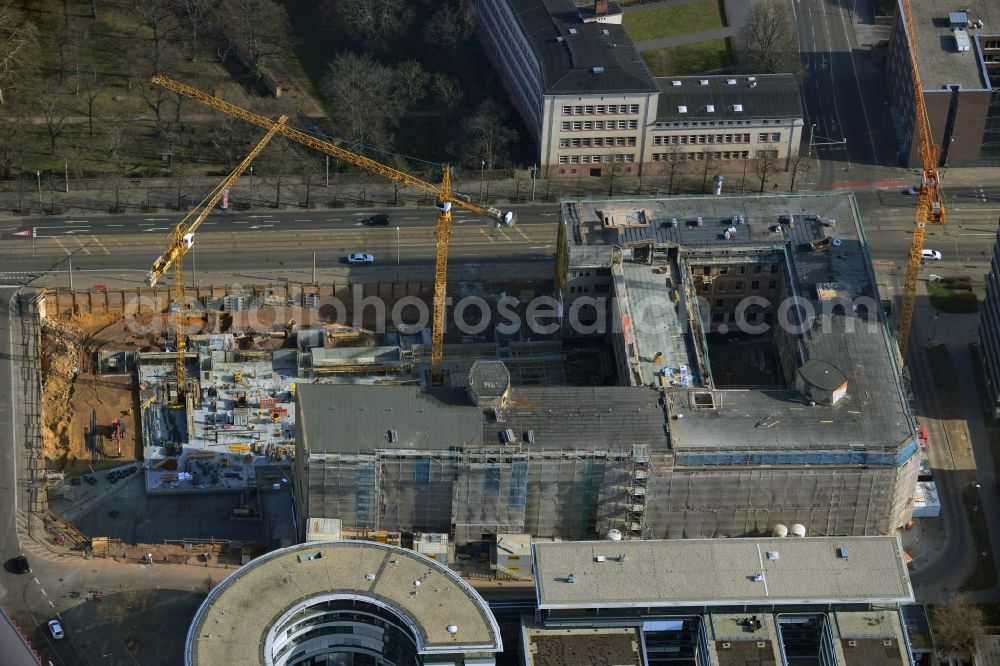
679;136;687;144
723;134;732;143
753;264;763;274
560;138;570;147
559;156;568;164
741;151;749;158
698;135;707;144
751;280;760;290
628;120;638;129
572;138;581;147
615;137;625;146
570;155;580;163
734;281;744;291
627;137;636;146
624;154;635;162
595;120;605;130
770;264;778;273
583;138;592;147
583;121;593;130
608;104;618;113
561;122;571;131
758;133;769;142
592;155;602;162
594;137;604;146
771;132;781;142
743;134;751;142
671;135;679;144
719;267;729;275
562;106;572;115
581;155;590;163
618;120;628;129
585;105;595;114
707;134;715;144
737;266;746;274
653;136;662;146
596;105;605;113
574;105;584;114
630;104;639;113
573;121;582;130
722;151;731;159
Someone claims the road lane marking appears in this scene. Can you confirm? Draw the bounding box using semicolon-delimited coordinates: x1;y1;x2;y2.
106;224;124;227
74;238;92;254
91;237;111;254
65;220;90;223
143;227;168;232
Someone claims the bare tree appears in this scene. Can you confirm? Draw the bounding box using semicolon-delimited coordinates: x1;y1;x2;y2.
327;0;414;44
423;0;474;52
259;136;298;208
432;72;463;112
35;83;68;156
788;152;812;191
753;150;779;193
0;2;39;104
932;594;984;658
84;68;100;138
323;52;414;148
98;581;155;642
735;0;801;76
700;149;716;193
131;0;178;76
395;60;428;108
228;0;287;81
0;119;26;178
662;146;684;195
604;154;624;197
452;99;518;170
51;0;71;85
105;118;129;213
180;0;209;62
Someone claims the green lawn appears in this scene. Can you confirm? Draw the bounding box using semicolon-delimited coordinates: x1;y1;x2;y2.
641;39;732;76
622;0;725;42
927;277;981;313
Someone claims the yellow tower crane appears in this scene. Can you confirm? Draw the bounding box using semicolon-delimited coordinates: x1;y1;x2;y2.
150;75;517;384
897;0;946;362
147;115;288;398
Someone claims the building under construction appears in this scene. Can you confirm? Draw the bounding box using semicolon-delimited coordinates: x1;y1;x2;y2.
294;193;920;545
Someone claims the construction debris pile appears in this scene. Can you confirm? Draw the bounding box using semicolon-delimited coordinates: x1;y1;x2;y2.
40;318;82;465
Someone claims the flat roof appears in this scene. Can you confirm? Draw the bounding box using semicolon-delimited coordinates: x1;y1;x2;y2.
901;0;999;90
507;0;658;95
523;625;641;666
532;536;914;609
655;74;802;122
187;541;501;663
564;193;914;454
298;384;668;453
297;385;484;453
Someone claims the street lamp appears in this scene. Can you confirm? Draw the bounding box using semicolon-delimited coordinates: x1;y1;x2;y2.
249;165;254;210
807;123;817;158
36;170;42;209
974;483;982;513
480;160;485;202
395;226;400;282
928;312;941;343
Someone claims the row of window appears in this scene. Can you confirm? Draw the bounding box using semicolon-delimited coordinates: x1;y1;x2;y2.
702;280;779;293
651;151;750;161
562;104;641;115
561;120;639;131
701;264;779;276
758;132;783;143
654;133;752;146
558;154;636;164
559;136;637;148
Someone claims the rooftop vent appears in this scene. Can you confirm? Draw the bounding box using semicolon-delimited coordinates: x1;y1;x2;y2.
748;76;757;82
592;66;605;74
447;625;458;634
733;104;744;112
678;105;688;113
766;551;780;560
566;573;576;583
726;78;737;85
954;28;971;52
500;428;516;444
602;28;610;36
555;36;564;42
525;429;535;444
672;80;682;86
569;28;577;35
706;104;715;112
949;11;969;27
836;547;849;559
297;551;323;563
752;572;764;582
595;555;606;562
699;79;709;85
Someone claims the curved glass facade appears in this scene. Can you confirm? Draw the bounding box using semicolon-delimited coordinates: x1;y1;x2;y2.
268;598;421;666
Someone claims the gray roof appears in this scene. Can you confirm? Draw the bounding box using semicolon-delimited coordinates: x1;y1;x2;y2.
0;608;39;666
297;385;483;453
565;193;915;454
654;74;803;122
485;386;668;449
188;541;502;663
509;0;659;95
532;536;914;609
797;360;847;393
902;0;999;90
468;360;511;398
297;384;668;454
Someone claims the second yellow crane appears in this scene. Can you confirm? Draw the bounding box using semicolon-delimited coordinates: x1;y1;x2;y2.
147;115;288;398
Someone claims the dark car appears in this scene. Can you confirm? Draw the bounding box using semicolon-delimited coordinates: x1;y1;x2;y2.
362;214;389;226
13;555;29;574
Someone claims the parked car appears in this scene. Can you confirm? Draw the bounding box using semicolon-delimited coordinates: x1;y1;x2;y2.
362;214;389;226
904;186;918;195
13;555;30;574
47;619;64;640
345;252;375;264
921;249;942;261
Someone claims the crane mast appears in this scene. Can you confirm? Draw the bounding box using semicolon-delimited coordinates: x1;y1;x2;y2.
151;75;516;382
897;0;946;362
149;115;288;398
